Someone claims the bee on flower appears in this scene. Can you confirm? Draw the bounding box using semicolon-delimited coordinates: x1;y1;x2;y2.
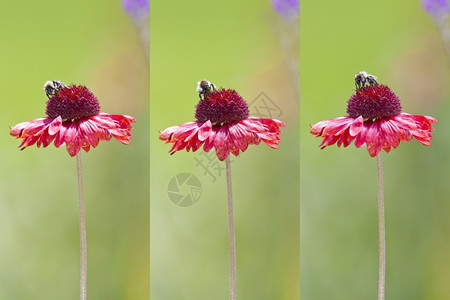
159;80;285;161
310;72;436;157
10;80;135;156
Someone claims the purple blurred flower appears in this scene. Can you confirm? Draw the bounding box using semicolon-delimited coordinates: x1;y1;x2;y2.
422;0;450;19
122;0;149;19
122;0;149;61
272;0;299;19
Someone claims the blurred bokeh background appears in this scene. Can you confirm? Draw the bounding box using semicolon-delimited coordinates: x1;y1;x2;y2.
301;0;450;299
0;1;149;299
150;0;299;299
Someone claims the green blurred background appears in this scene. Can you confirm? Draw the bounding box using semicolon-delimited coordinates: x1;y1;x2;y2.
150;0;299;299
301;1;450;299
0;1;149;299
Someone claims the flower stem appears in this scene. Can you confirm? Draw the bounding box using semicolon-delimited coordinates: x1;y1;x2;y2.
273;15;299;102
225;157;236;300
376;153;385;300
76;153;87;300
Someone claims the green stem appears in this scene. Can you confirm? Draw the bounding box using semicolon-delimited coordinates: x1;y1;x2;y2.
76;153;87;300
376;153;385;300
225;157;236;300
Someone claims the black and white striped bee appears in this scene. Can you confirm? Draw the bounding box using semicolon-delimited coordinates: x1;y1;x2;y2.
354;71;378;89
44;80;67;98
197;79;216;99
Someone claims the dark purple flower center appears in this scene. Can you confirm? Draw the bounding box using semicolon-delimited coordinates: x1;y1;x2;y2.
195;89;249;124
46;85;101;120
346;84;402;120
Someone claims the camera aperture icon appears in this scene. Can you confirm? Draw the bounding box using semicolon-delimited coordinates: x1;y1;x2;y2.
167;173;202;207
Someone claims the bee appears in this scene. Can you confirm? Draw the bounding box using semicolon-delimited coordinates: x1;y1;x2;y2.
354;71;378;89
197;79;216;99
44;80;67;98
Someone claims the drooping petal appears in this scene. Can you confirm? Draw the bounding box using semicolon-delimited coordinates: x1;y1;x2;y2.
241;117;285;149
310;116;356;149
228;123;250;152
10;117;57;150
214;125;232;161
93;114;135;145
198;120;212;141
65;122;82;157
54;125;67;147
349;116;364;136
365;121;382;157
203;128;217;153
79;119;100;148
48;116;63;135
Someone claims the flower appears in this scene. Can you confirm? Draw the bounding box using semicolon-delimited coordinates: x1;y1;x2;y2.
422;0;450;19
159;82;284;161
122;0;149;61
10;82;135;157
122;0;149;19
310;72;437;157
272;0;299;19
